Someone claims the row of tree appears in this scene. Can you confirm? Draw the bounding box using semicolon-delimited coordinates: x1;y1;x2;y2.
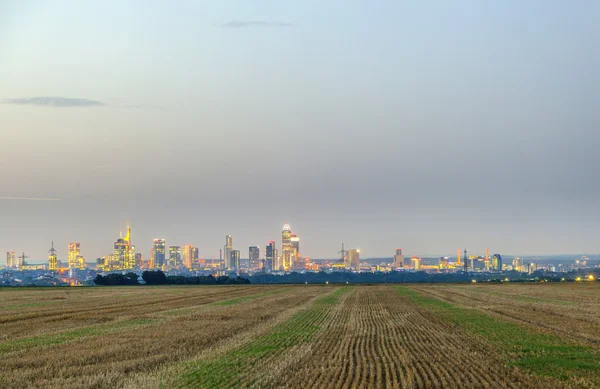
94;271;250;286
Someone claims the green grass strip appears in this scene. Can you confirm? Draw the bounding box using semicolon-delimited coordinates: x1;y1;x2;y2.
0;318;154;354
182;287;349;388
396;286;600;383
211;289;283;307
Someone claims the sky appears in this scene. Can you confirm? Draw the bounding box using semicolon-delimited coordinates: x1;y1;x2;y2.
1;1;599;262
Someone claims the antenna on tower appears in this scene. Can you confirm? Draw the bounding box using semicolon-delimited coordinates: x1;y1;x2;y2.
464;249;468;275
338;243;348;266
49;241;57;255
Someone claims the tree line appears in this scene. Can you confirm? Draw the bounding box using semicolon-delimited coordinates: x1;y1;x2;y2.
94;271;250;286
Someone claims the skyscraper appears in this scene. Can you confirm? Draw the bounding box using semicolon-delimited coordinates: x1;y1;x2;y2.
169;246;181;268
135;253;143;268
182;244;194;269
492;254;503;271
114;226;135;270
282;223;292;271
348;249;360;271
230;250;240;271
249;246;260;271
153;239;166;268
6;251;15;268
224;235;233;269
393;248;404;268
68;243;81;270
48;241;58;271
264;241;275;273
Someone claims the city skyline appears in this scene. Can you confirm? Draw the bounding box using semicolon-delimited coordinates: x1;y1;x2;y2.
2;1;599;259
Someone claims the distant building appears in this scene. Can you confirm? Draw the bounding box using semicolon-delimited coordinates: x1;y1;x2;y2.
48;242;58;271
411;257;421;270
182;244;194;269
153;239;166;268
393;248;405;268
282;223;292;271
438;256;449;269
135;253;143;268
230;250;240;271
6;252;15;268
169;246;181;268
68;242;86;270
348;249;360;271
492;254;502;271
512;257;524;272
249;246;260;271
224;235;233;269
113;226;134;270
264;241;275;272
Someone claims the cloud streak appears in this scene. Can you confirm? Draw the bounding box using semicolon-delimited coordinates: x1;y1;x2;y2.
3;96;105;107
0;197;62;201
221;20;293;28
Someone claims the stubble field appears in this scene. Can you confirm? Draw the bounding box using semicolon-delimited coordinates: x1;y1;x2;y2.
0;283;598;388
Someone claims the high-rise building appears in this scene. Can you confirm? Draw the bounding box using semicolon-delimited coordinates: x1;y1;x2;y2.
169;246;181;268
153;239;166;268
492;254;502;271
6;251;15;268
282;223;292;271
48;241;58;271
249;246;260;271
274;248;279;270
224;235;233;269
264;241;275;273
135;253;143;268
192;247;199;261
348;249;360;271
411;256;421;270
512;257;523;272
438;256;449;269
114;226;135;270
68;243;81;270
393;248;404;268
182;244;194;269
230;250;240;271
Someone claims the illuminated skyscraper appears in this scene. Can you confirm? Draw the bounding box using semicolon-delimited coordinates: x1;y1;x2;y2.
153;239;166;268
264;241;275;272
224;235;233;269
411;256;421;270
169;246;181;268
393;248;404;268
192;247;199;261
249;246;260;271
114;226;135;270
438;256;449;269
282;223;292;271
230;250;240;271
6;251;15;268
182;244;194;269
135;253;143;268
68;243;81;270
273;249;279;271
348;249;360;271
492;254;502;271
48;241;58;271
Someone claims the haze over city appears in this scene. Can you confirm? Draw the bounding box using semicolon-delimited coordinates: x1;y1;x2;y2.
2;1;599;261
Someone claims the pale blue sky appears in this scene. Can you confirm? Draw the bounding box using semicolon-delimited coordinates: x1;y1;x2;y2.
1;1;599;261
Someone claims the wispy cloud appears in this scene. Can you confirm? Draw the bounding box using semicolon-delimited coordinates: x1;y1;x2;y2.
0;197;62;201
2;96;105;107
221;20;293;28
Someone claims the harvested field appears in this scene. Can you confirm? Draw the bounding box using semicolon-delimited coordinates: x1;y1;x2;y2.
0;283;598;388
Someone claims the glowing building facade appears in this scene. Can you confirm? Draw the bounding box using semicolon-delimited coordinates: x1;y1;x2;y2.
249;246;260;271
264;241;275;272
230;250;240;271
48;241;58;271
224;235;233;269
68;242;85;270
6;251;15;268
348;249;360;271
281;223;292;271
182;244;194;269
393;248;404;268
153;239;166;268
492;254;502;271
113;226;135;270
169;246;181;268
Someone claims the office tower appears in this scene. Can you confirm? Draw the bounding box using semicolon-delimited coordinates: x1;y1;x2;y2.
249;246;260;271
411;256;421;270
96;257;107;270
224;235;233;268
192;247;199;261
282;223;292;271
135;253;143;268
291;234;304;270
169;246;181;268
512;257;523;272
114;226;135;270
153;239;166;268
438;256;449;269
68;243;81;270
393;248;404;268
150;248;155;269
182;244;193;269
230;250;240;271
48;241;58;271
6;251;15;268
457;248;461;266
492;254;502;271
264;241;275;272
348;249;360;271
484;248;490;271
